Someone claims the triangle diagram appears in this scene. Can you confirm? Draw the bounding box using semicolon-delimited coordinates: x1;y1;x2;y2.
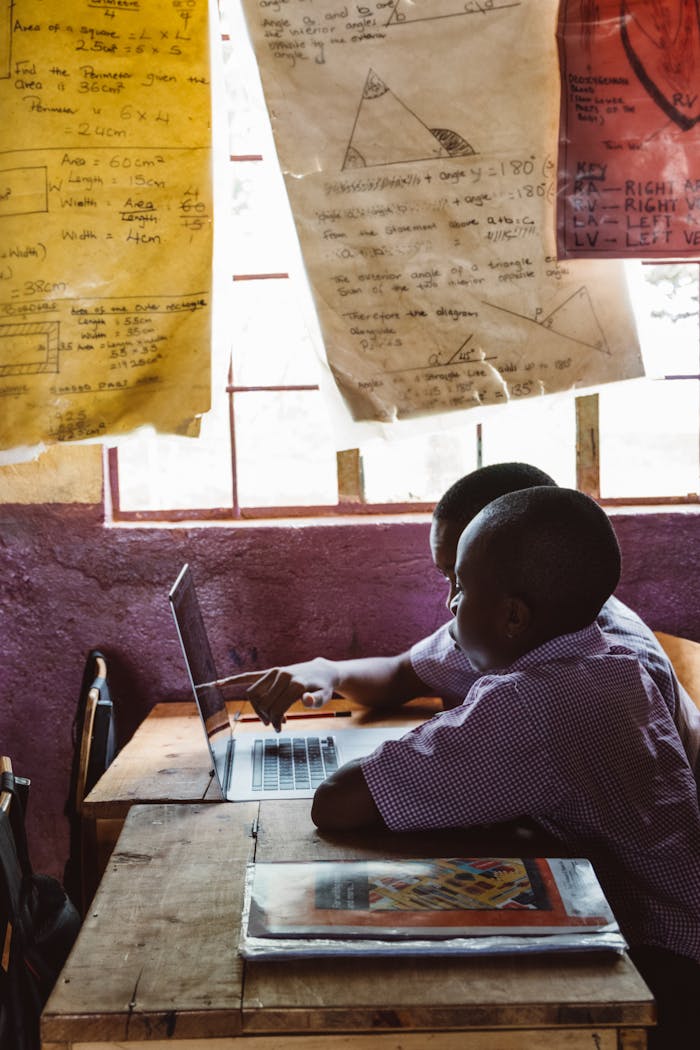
539;287;609;354
343;69;475;170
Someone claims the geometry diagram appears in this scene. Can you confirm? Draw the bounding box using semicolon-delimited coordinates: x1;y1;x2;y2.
343;69;476;170
0;0;12;79
620;0;700;131
387;0;521;27
428;333;498;368
0;321;60;376
483;286;610;355
0;166;48;218
384;333;497;376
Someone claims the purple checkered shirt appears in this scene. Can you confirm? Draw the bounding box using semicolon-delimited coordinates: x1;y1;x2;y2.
366;622;700;961
410;595;700;776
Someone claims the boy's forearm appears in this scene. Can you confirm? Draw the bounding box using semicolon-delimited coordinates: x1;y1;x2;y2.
330;652;429;709
311;759;382;830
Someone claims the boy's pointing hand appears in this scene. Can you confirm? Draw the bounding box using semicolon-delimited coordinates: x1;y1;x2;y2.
217;658;337;732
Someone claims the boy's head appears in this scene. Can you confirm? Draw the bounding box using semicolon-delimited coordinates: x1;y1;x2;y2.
431;462;557;607
450;486;621;671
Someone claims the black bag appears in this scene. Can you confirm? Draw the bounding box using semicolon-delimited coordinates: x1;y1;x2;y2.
0;771;80;1050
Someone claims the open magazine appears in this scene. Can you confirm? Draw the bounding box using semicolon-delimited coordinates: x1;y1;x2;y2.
240;857;626;959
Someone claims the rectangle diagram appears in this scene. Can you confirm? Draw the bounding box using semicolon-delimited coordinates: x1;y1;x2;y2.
0;0;11;80
0;166;48;218
0;321;60;376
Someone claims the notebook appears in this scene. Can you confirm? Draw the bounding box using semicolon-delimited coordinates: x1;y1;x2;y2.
168;564;410;801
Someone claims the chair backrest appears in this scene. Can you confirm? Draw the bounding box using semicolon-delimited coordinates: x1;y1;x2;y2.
0;758;29;819
74;653;116;810
0;756;12;813
64;650;117;911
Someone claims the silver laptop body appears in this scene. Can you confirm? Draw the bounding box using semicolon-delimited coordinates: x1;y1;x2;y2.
168;564;409;801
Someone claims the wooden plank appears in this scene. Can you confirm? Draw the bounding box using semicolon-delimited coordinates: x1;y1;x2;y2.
618;1031;650;1050
42;803;257;1045
254;802;565;862
82;704;224;819
71;1030;626;1049
243;945;653;1033
575;393;600;499
655;632;700;708
244;804;655;1033
80;815;123;913
337;449;364;503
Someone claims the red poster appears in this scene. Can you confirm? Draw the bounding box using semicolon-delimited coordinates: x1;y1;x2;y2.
557;1;700;258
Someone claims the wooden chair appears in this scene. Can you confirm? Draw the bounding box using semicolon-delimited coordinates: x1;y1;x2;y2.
1;757;30;819
655;632;700;711
64;651;117;914
0;756;12;813
74;653;115;808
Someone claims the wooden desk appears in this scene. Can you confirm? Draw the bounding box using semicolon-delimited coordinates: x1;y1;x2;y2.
81;633;700;899
42;802;655;1050
81;698;441;884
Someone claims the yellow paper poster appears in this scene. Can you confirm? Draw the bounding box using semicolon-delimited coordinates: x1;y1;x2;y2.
240;0;643;423
0;0;212;451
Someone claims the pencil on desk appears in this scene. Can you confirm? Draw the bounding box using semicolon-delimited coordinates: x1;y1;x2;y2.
235;710;352;723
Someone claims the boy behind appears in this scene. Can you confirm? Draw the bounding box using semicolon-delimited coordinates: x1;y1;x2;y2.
312;487;700;1048
222;464;700;783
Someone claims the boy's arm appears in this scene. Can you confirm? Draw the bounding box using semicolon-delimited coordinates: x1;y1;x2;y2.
311;758;382;830
220;652;430;731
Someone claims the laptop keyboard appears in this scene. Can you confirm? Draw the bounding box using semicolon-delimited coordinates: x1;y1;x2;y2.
251;735;339;793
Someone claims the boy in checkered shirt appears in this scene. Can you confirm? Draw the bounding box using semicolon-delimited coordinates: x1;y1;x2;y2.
225;464;700;782
311;486;700;1049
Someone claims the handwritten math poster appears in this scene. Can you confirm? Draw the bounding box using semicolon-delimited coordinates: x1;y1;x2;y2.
557;1;700;259
239;0;643;423
0;0;212;452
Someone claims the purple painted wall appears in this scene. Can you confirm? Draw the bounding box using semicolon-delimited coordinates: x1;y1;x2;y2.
1;501;699;878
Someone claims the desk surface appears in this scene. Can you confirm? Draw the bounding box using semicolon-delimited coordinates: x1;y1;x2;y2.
42;801;655;1048
82;697;443;819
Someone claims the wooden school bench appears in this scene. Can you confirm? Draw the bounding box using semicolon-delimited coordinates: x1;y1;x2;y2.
41;800;655;1050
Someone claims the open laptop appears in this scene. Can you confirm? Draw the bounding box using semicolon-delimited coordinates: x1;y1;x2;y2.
168;564;410;801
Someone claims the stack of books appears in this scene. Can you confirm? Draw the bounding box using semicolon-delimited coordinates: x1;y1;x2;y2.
239;856;626;960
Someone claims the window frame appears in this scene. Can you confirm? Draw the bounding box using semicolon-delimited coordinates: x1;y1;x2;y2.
107;383;700;523
107;12;700;523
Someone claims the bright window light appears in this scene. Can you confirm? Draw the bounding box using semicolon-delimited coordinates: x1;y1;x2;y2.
113;0;699;516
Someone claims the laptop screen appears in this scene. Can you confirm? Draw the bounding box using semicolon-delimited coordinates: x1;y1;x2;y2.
168;564;231;782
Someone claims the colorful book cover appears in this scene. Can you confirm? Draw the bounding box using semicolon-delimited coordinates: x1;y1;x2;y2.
246;857;616;939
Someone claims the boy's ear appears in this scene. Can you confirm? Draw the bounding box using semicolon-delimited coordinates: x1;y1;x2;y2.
503;596;531;639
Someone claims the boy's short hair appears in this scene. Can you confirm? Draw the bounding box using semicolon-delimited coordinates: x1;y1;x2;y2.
434;462;557;528
472;486;621;633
